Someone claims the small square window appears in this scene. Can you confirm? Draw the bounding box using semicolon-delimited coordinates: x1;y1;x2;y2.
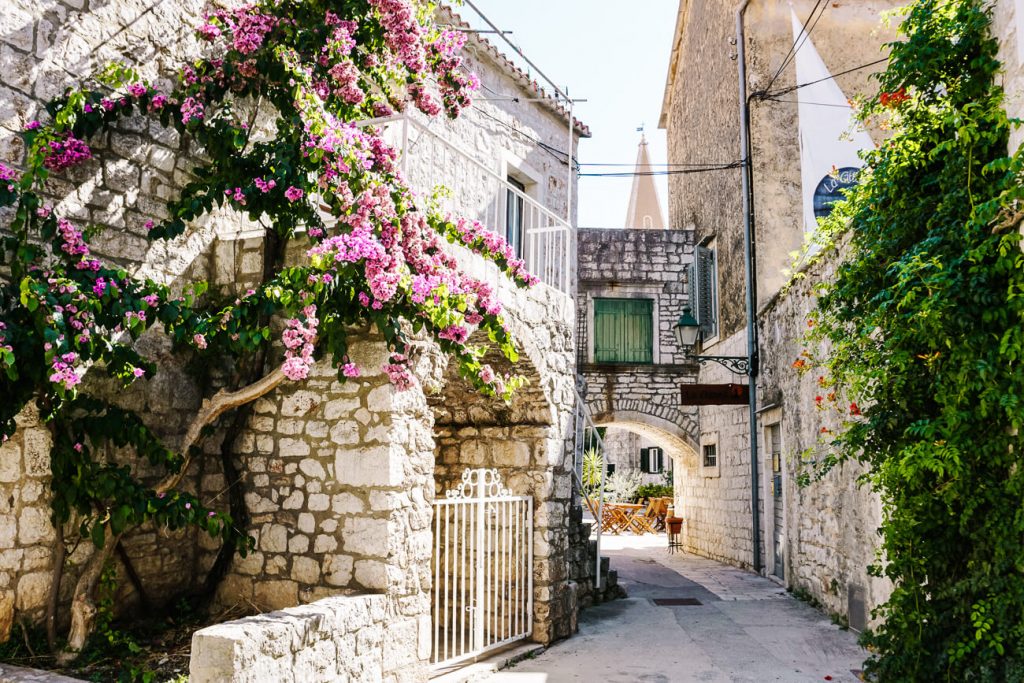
702;443;717;468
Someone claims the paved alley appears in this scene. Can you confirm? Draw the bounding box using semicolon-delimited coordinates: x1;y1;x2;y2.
491;535;866;683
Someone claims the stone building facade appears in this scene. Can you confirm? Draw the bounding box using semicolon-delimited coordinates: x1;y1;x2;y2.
575;228;699;487
0;0;588;679
658;0;903;627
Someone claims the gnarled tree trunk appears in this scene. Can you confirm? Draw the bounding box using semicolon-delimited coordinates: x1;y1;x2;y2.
58;366;287;662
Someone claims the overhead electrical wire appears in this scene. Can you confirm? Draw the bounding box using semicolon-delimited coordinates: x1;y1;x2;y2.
578;162;743;178
761;57;889;100
757;0;828;97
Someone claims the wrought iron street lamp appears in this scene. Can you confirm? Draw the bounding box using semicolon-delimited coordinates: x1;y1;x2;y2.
673;307;754;376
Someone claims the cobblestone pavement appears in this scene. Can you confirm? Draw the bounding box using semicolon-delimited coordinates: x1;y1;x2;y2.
489;535;867;683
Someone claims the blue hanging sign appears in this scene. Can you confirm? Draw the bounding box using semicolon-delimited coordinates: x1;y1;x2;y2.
813;166;859;219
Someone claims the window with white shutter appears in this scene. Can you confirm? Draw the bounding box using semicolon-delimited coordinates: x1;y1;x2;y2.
641;447;664;474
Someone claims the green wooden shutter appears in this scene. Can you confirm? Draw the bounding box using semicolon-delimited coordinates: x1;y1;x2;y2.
594;298;653;364
640;448;650;473
694;246;718;340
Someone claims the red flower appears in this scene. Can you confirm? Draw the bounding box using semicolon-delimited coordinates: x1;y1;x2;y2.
820;427;830;434
880;87;908;108
815;395;823;404
792;358;807;370
850;402;861;416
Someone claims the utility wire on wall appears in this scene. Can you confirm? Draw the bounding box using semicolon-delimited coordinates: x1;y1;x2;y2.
757;0;828;97
759;57;889;100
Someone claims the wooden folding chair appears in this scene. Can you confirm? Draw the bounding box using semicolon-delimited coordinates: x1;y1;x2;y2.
630;499;658;534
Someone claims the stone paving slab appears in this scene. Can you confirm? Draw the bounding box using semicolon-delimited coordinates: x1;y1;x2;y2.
488;534;865;683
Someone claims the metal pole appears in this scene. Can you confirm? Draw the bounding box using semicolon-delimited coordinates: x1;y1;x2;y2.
566;97;575;296
736;0;762;574
594;429;605;590
463;0;571;104
474;473;486;651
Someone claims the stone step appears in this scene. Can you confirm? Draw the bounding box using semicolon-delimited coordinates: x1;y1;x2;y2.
430;642;546;683
600;556;610;574
606;569;618;588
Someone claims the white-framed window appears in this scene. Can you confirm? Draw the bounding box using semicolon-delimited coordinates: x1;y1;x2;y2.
640;447;664;474
700;433;720;478
505;175;525;258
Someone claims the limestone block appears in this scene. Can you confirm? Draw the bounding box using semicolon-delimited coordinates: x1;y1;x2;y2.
328;420;360;446
417;614;432;661
324;554;353;586
313;534;338;554
353;560;388;590
259;524;288;553
299;458;326;480
18;506;54;545
323;396;361;420
0;590;12;642
307;493;329;511
382;618;418;672
281;490;304;510
253;580;298;611
278;438;310;458
0;445;21;483
336;446;403;488
288;535;309;554
14;571;49;611
0;516;16;549
332;492;365;515
22;430;50;476
297;513;316;534
291;556;321;585
342;518;390;557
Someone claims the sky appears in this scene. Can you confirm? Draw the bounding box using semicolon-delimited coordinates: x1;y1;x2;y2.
464;1;679;229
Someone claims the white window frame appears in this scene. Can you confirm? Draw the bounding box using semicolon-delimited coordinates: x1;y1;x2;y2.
700;432;720;478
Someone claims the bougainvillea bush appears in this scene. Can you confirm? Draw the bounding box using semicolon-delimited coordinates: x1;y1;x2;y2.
0;0;537;657
805;0;1024;679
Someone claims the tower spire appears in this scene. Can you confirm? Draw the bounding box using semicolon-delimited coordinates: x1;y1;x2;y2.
624;131;666;229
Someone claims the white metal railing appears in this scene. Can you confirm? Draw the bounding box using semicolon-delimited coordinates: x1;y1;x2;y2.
358;114;573;295
432;468;533;669
572;386;606;589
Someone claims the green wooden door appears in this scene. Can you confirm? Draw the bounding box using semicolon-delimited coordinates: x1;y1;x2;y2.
593;298;653;363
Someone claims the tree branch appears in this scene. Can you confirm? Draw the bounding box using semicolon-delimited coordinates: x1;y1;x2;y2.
59;364;288;662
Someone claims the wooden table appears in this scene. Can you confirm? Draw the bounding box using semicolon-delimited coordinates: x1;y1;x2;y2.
602;503;646;534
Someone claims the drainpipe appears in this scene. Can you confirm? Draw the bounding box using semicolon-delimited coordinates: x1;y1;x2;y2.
736;0;762;574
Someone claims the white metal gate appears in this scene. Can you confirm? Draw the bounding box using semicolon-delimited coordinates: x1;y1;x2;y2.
431;468;533;669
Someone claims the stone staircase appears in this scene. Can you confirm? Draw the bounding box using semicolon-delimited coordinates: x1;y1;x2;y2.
568;505;626;609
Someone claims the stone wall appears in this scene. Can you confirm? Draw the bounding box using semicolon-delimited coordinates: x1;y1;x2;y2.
660;0;899;627
994;0;1024;153
0;0;248;637
190;594;399;683
755;257;890;627
0;406;54;641
661;0;899;341
0;1;584;676
575;228;699;460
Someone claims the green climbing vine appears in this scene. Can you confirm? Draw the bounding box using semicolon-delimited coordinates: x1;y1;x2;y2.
805;0;1024;679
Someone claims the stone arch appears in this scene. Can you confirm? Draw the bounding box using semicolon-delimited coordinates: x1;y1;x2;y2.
425;275;578;648
585;392;699;456
591;409;698;457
